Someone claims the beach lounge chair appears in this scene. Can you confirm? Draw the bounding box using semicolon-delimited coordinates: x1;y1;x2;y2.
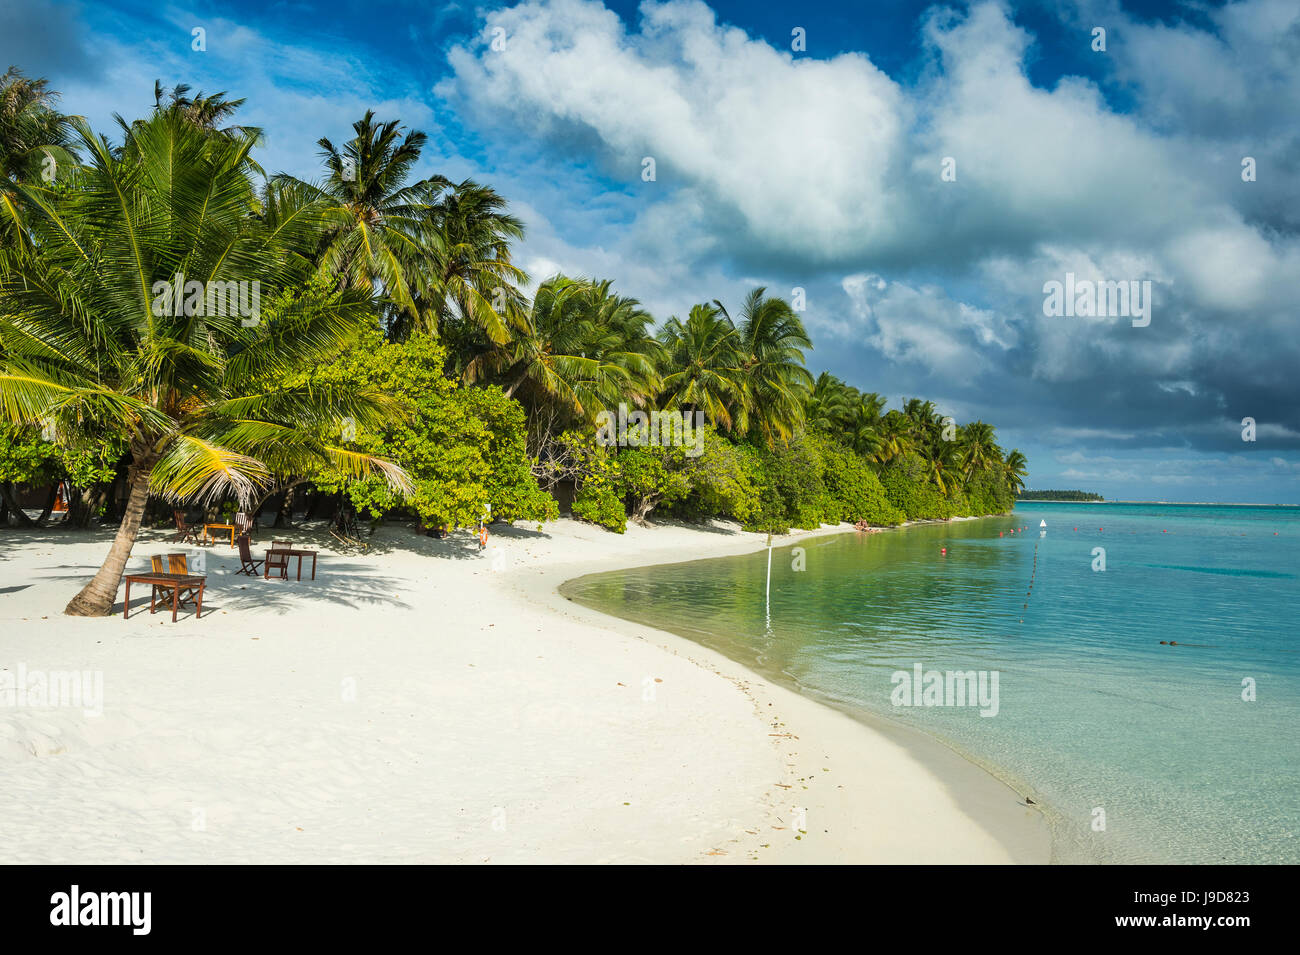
172;510;203;545
236;533;264;576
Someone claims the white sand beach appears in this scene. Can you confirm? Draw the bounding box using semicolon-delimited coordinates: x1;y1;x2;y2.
0;518;1048;864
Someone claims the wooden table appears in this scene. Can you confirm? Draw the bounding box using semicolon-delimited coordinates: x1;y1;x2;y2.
123;573;206;622
203;523;237;546
280;548;317;581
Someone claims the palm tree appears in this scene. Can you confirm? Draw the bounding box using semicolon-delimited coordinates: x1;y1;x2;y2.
1003;449;1029;496
0;110;408;616
717;288;813;444
0;69;79;244
805;373;888;459
276;110;442;329
847;390;887;459
873;410;915;465
901;398;942;456
805;372;854;433
411;179;526;351
657;303;745;432
958;421;1001;480
466;276;658;435
147;81;256;137
924;439;961;495
277;112;526;348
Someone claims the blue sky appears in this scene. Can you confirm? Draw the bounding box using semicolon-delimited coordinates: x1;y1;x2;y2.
5;0;1299;502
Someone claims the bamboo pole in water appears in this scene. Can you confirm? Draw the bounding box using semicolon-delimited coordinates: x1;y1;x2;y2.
765;533;773;626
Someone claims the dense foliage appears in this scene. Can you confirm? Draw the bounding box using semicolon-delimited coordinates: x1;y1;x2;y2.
302;331;556;530
0;72;1031;618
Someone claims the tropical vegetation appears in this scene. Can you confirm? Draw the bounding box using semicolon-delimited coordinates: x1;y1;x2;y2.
0;71;1030;614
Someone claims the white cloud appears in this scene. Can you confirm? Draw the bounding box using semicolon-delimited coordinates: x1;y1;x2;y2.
840;273;1014;377
443;0;910;263
444;0;1299;286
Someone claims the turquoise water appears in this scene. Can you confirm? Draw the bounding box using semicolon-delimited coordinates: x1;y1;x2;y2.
562;503;1300;863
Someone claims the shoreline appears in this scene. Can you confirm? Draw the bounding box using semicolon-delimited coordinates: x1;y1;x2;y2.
1;514;1049;864
1017;499;1297;507
517;516;1051;864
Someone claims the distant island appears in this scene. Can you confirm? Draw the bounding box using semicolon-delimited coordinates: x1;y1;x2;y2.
1017;490;1104;502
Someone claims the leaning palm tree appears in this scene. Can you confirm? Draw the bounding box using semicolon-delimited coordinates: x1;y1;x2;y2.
0;110;408;616
657;303;745;432
717;288;813;444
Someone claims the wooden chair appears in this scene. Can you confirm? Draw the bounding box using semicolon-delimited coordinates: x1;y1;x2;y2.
166;553;203;610
172;510;202;545
272;539;292;550
150;555;167;602
236;534;263;576
263;546;290;580
234;511;256;542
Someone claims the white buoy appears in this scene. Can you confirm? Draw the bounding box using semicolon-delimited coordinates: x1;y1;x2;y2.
1040;519;1047;527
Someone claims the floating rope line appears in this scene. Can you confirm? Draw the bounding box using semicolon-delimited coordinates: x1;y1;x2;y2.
1019;539;1039;624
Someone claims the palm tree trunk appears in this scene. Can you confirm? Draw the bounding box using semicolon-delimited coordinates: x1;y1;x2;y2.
249;478;310;528
67;485;97;528
1;481;35;527
34;482;57;526
64;450;157;617
503;367;529;398
275;485;296;528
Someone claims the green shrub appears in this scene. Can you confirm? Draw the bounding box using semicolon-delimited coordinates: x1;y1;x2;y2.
616;446;691;525
304;331;557;530
880;453;951;520
819;440;903;525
